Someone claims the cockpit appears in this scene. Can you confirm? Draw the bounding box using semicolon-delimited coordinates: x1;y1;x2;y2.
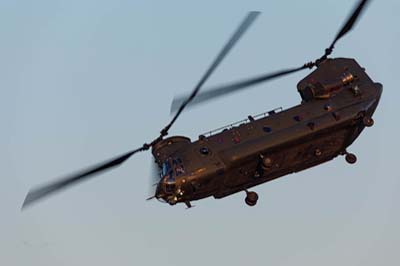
156;157;186;204
161;160;175;192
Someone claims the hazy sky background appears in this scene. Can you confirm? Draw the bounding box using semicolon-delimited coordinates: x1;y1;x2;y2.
1;0;399;265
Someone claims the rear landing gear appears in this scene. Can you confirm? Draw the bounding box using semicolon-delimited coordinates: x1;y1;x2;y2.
245;190;258;206
363;116;374;127
345;152;357;164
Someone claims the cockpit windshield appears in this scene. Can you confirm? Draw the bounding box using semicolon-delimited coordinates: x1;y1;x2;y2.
161;158;185;183
160;158;186;194
161;161;171;177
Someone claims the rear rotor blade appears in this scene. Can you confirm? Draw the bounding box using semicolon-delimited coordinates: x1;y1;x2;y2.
323;0;371;58
171;64;310;112
22;146;147;209
160;11;260;136
171;0;372;111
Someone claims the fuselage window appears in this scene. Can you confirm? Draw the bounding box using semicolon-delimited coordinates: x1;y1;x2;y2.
263;126;272;133
200;147;209;155
293;115;302;122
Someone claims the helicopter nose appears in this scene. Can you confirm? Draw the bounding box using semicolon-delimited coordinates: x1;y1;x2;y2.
154;181;175;204
154;183;166;201
155;183;184;205
154;176;194;205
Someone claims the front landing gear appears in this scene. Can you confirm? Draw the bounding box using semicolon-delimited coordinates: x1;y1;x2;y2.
245;190;258;206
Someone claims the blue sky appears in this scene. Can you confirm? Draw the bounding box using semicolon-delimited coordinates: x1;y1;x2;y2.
1;1;399;265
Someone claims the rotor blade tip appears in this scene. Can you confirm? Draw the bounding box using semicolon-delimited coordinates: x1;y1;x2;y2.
249;11;261;15
246;11;261;22
21;192;35;210
170;98;179;114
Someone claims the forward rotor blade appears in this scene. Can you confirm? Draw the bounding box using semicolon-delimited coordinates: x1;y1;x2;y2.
326;0;370;56
22;146;146;209
171;64;308;112
147;160;160;200
160;11;260;136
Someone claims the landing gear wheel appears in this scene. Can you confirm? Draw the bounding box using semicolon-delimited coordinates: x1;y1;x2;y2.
363;116;374;127
245;191;258;206
345;153;357;164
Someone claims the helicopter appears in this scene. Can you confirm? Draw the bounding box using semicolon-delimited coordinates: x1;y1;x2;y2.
23;0;381;209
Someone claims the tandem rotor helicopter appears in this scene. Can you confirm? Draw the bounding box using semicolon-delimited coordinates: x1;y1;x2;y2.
23;0;381;209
